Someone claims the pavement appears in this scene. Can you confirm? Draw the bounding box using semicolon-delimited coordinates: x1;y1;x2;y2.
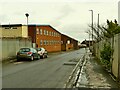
76;49;120;89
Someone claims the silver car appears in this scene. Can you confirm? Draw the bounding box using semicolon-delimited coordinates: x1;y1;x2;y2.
16;48;40;61
36;48;48;59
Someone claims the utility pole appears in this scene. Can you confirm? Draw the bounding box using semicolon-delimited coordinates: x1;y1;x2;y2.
98;14;99;41
97;13;100;58
89;30;90;49
89;10;93;52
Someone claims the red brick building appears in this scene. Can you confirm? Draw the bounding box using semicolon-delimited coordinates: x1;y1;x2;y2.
28;25;61;52
61;34;78;51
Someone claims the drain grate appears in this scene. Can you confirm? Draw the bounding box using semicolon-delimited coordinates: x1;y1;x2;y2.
63;58;80;65
63;62;77;65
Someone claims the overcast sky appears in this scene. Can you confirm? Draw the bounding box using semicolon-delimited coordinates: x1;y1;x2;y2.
0;0;119;42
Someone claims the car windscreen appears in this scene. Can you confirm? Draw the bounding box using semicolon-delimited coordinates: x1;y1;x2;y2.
19;48;30;52
37;48;42;51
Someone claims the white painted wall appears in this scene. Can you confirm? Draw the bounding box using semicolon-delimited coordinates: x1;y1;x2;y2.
1;38;32;61
118;1;120;25
112;34;119;77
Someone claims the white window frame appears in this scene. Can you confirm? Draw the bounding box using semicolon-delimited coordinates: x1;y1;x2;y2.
40;29;42;35
36;28;39;34
44;30;46;35
40;40;43;45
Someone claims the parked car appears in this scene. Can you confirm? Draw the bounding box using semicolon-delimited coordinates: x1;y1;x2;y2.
36;48;48;59
80;44;87;48
16;48;40;61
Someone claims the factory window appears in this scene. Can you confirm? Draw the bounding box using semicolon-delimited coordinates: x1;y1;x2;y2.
61;41;63;44
46;40;48;45
57;41;59;44
47;40;49;45
44;40;46;45
67;40;70;44
53;32;55;36
40;29;42;35
49;31;51;36
49;41;51;45
40;40;43;45
56;33;57;37
52;32;53;36
5;27;10;29
51;40;53;45
50;41;52;45
44;30;46;35
36;28;39;34
55;33;57;37
54;40;55;44
58;33;59;37
12;27;17;29
46;31;49;35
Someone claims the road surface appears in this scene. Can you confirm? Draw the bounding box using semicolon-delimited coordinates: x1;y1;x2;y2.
2;49;85;88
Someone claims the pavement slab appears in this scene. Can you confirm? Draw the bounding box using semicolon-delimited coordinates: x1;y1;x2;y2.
76;51;119;89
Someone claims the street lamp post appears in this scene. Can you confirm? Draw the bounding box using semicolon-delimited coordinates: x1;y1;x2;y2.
25;13;29;39
25;13;29;35
89;10;93;52
25;13;29;26
25;13;29;47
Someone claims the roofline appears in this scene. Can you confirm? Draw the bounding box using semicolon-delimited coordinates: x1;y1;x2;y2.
2;24;77;41
28;24;49;26
49;25;61;34
1;24;27;27
61;34;78;41
28;24;61;34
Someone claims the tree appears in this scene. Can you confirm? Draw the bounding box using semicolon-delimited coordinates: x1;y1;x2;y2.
87;19;120;42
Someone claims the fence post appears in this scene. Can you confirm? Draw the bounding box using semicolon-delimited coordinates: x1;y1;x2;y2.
118;34;120;82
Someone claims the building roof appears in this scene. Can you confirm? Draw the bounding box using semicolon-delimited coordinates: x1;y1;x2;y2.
81;40;95;44
2;24;78;42
28;24;61;34
61;34;78;42
2;24;23;27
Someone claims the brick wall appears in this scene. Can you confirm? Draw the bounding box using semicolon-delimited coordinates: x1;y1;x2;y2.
28;25;61;52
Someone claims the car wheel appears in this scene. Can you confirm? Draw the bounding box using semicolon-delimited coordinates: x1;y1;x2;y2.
17;58;20;62
45;54;48;58
37;55;40;60
31;55;34;61
41;54;44;59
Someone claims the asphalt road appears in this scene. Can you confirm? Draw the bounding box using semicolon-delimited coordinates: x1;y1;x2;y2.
2;48;85;88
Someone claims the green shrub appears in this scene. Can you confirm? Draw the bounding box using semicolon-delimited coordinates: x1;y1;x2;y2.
100;43;113;69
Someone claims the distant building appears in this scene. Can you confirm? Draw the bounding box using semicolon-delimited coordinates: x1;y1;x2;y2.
81;40;94;47
28;25;61;52
61;34;78;51
1;24;79;52
71;38;79;50
1;24;28;38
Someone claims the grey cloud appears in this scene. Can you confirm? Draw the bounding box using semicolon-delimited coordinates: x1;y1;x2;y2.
0;14;9;23
57;4;75;20
59;23;88;41
51;4;75;27
62;24;87;33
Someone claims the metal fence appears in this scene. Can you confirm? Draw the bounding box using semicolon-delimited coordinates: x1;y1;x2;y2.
93;33;120;81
